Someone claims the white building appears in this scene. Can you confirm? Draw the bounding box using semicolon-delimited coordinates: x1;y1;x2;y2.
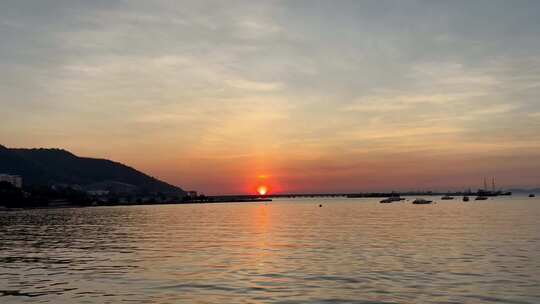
0;174;23;188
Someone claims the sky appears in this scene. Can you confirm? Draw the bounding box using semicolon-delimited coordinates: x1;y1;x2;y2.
1;0;540;194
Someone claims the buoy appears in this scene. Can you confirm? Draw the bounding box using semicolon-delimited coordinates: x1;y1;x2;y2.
319;204;322;207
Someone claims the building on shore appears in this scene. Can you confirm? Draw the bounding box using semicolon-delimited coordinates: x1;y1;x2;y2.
0;174;23;188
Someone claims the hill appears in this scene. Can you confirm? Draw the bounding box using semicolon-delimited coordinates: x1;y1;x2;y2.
0;145;185;195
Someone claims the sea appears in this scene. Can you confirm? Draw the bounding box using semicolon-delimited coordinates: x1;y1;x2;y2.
1;195;539;303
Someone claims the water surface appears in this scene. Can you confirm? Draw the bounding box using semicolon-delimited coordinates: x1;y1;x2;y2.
1;196;540;303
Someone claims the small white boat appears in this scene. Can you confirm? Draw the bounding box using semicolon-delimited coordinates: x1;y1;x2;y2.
441;195;454;200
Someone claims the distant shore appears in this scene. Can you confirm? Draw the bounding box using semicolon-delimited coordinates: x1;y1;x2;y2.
0;197;273;211
1;189;525;211
213;190;512;200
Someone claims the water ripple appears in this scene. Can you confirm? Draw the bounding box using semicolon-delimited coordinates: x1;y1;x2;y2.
1;197;540;303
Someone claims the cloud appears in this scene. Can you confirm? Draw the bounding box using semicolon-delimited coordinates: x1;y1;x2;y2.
467;104;517;117
235;19;282;39
342;92;485;113
225;78;283;92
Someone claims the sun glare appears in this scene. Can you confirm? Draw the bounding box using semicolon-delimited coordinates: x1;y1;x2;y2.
257;185;268;196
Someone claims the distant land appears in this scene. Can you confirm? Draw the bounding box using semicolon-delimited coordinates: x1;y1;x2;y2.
0;145;185;195
508;188;540;194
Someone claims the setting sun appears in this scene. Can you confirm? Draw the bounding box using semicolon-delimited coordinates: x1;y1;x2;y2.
257;185;268;196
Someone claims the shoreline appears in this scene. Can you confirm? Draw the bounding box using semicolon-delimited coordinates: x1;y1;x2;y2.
0;197;273;211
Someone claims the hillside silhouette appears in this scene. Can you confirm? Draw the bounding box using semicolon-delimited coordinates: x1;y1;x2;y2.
0;145;185;194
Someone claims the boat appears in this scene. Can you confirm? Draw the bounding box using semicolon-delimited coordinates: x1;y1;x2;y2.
412;198;433;204
463;196;470;202
475;196;488;201
441;195;454;200
529;194;536;198
380;196;404;203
